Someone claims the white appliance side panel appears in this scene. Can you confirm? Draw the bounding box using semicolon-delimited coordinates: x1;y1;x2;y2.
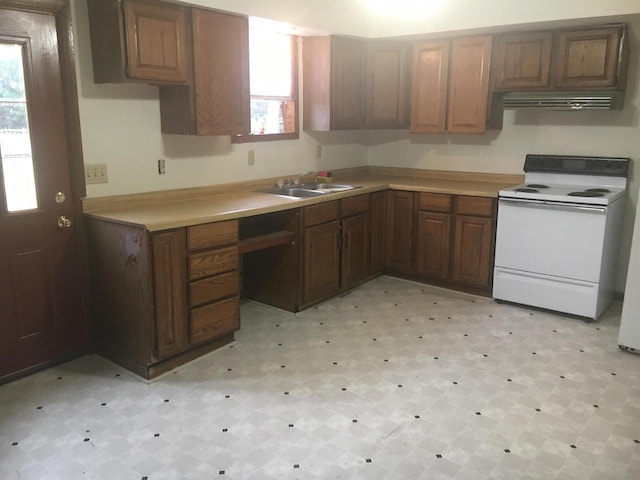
493;267;598;318
494;201;606;282
596;199;625;318
619;198;640;350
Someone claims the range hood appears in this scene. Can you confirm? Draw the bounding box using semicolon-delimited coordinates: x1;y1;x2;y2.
502;91;624;111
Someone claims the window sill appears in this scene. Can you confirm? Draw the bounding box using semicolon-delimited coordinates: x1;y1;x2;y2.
232;132;299;144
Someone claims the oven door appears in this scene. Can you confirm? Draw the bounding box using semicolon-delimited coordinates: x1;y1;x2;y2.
493;198;607;317
494;198;607;280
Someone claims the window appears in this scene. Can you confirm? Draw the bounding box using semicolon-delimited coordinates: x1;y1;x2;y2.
0;43;37;212
234;19;298;142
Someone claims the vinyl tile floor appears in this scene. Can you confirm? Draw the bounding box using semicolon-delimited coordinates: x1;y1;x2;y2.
1;276;640;480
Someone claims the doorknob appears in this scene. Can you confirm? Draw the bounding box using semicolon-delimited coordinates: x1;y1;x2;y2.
57;215;72;229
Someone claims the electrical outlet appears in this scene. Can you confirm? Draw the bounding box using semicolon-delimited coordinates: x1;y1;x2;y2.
85;164;108;184
316;144;322;159
158;159;166;175
248;150;256;166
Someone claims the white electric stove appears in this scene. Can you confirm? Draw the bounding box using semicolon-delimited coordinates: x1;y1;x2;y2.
493;154;629;320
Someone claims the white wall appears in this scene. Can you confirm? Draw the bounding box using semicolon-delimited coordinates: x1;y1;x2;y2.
71;0;640;292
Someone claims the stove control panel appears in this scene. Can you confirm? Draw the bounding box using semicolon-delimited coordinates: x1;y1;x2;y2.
524;154;629;177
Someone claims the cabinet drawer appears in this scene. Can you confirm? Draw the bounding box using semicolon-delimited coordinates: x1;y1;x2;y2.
190;296;240;344
303;200;339;227
341;194;370;217
418;193;452;213
189;270;239;307
456;196;495;217
187;220;238;250
188;246;238;279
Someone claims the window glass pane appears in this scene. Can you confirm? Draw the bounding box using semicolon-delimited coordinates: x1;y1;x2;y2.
251;99;286;134
0;43;37;212
249;29;292;98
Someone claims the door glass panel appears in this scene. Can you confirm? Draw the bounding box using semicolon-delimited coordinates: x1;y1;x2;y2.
0;43;37;212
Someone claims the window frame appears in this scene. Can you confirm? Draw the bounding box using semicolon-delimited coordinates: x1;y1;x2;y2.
233;34;299;143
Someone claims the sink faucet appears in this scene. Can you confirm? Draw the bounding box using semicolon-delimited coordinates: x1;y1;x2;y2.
283;170;315;186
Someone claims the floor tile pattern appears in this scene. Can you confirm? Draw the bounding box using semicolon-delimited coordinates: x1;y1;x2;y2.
1;277;639;479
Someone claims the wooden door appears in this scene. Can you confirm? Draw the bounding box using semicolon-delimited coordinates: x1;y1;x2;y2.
369;191;386;273
447;35;492;134
366;41;410;128
303;221;340;305
385;191;413;274
341;213;370;290
415;211;451;280
555;27;623;89
330;36;364;129
123;0;189;83
152;230;188;359
451;215;493;288
0;7;87;379
493;31;552;89
410;40;449;134
192;9;250;135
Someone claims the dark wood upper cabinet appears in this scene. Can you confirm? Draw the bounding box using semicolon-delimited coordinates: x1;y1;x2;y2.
88;0;189;84
159;9;250;136
365;41;411;128
410;40;449;134
411;35;491;134
493;31;552;89
555;26;624;89
493;24;627;91
447;35;492;134
303;36;365;131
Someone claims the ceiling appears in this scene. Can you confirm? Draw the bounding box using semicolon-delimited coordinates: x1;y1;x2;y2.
184;0;640;37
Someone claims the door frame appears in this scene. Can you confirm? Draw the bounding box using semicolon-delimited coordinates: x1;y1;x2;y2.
0;0;90;382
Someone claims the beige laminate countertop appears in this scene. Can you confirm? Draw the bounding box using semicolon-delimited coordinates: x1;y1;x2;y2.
82;169;524;232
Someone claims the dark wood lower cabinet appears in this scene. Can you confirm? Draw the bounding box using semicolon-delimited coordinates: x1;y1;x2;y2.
303;220;341;305
86;218;240;379
415;211;451;280
370;191;386;274
152;230;188;359
413;193;496;293
451;214;493;288
385;191;414;273
86;190;497;378
341;212;370;290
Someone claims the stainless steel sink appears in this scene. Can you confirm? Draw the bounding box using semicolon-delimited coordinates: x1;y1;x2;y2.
262;183;360;198
262;187;327;198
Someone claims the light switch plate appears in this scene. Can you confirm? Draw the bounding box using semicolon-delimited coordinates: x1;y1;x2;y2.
85;164;108;184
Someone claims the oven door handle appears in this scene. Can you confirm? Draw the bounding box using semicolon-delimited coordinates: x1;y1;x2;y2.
499;198;607;214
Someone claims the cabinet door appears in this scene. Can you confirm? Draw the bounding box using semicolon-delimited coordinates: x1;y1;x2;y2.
493;31;552;89
192;9;250;135
385;191;414;274
331;36;365;130
123;0;189;83
410;40;449;134
555;27;623;89
303;221;341;305
341;213;370;290
370;191;386;273
451;215;493;288
415;211;451;280
152;230;188;359
366;41;410;128
447;35;492;134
